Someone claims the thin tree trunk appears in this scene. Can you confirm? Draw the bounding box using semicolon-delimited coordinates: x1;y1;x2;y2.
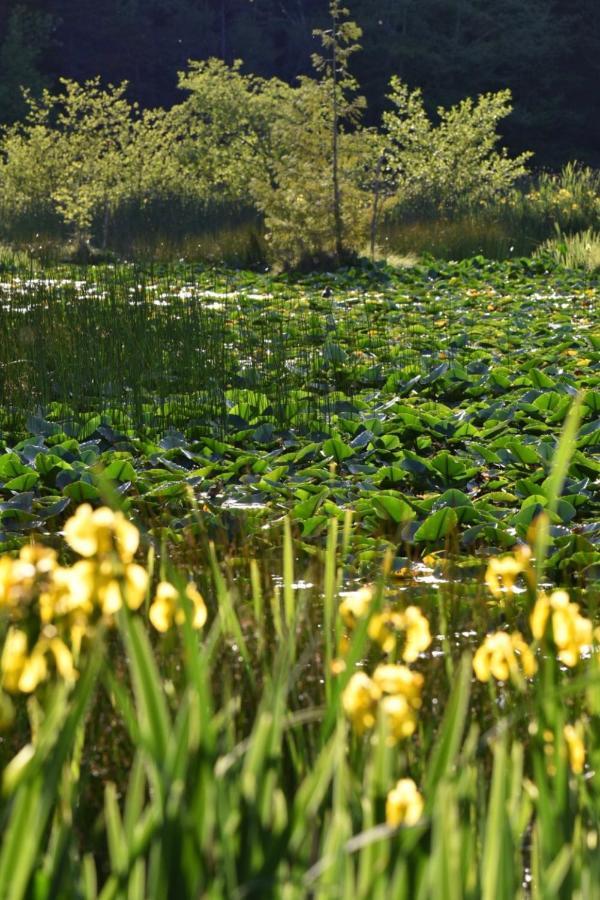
331;13;343;263
370;188;380;261
102;203;110;250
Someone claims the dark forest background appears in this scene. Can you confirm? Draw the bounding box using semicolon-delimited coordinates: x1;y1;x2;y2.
0;0;598;169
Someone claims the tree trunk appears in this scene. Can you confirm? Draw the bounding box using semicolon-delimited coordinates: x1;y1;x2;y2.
331;13;343;264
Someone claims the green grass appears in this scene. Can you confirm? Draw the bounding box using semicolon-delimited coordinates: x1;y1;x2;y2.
537;227;600;272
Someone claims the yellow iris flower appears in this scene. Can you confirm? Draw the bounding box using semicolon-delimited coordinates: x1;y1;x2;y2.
1;626;76;694
386;778;424;828
372;663;423;709
473;631;537;683
368;606;431;661
64;503;139;562
338;586;373;627
530;590;592;667
342;672;381;735
149;581;207;633
564;722;585;775
485;545;531;598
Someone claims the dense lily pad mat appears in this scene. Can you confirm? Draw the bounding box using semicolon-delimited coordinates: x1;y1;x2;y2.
0;257;598;573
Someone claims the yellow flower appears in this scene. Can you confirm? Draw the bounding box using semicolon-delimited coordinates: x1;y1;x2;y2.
330;657;346;675
553;607;592;668
342;672;381;735
16;644;48;693
372;664;424;709
511;632;537;677
564;722;585;774
122;564;149;611
18;634;77;693
368;606;431;661
1;628;29;693
0;557;37;612
53;557;148;621
530;590;592;667
400;606;431;662
473;631;537;683
339;586;373;627
380;693;418;743
18;545;57;574
386;778;424;828
530;592;551;639
485;548;530;598
368;611;400;654
185;583;208;629
149;581;207;632
41;563;92;623
0;627;76;694
64;504;139;562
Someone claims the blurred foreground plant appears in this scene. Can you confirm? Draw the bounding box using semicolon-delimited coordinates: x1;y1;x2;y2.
0;495;598;898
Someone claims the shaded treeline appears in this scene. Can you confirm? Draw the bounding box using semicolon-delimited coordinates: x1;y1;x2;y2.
0;0;598;168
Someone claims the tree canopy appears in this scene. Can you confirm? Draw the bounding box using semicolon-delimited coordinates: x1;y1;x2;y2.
0;0;598;168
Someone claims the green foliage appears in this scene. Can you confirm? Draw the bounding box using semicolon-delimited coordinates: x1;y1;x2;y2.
311;1;365;263
176;54;372;268
383;80;532;216
504;162;600;240
0;78;138;243
0;259;597;580
251;78;371;267
1;500;600;896
0;19;537;268
537;226;600;272
0;249;598;893
175;58;280;206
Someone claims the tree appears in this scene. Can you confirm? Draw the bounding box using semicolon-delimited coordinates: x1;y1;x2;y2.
175;58;280;207
382;79;532;216
0;78;138;246
250;76;371;267
312;1;364;263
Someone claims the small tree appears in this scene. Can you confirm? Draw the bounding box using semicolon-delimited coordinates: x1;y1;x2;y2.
383;79;532;215
312;1;364;263
250;76;371;267
175;58;287;206
176;56;373;268
0;78;137;247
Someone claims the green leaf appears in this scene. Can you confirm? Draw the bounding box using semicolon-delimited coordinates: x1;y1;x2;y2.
414;507;458;542
63;481;101;502
103;459;137;483
4;472;39;491
35;453;73;477
322;437;354;462
117;612;171;763
371;494;415;524
0;454;28;480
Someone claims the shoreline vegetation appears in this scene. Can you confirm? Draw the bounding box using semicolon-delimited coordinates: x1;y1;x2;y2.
0;4;597;271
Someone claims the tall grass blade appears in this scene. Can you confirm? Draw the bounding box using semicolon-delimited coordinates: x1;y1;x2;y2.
118;611;170;762
424;653;472;798
535;392;584;582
